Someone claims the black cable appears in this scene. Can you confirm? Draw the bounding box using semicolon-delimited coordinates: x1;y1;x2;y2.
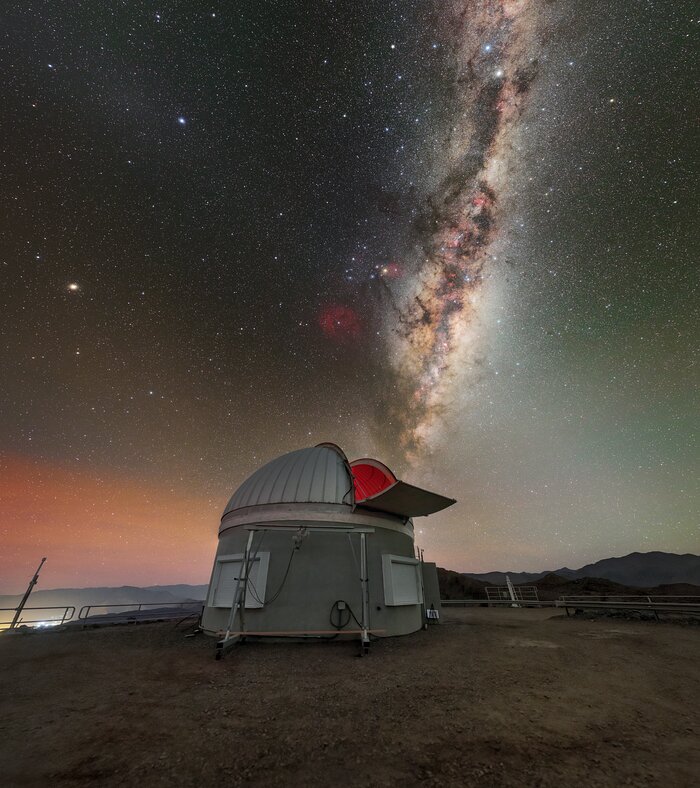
246;536;298;607
346;603;363;629
329;600;363;631
246;576;265;606
259;546;296;606
239;532;266;605
330;600;351;630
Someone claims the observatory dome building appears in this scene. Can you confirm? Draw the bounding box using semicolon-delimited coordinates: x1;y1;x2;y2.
201;443;455;653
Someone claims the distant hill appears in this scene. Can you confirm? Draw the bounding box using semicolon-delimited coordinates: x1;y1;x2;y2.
527;573;638;601
0;584;208;622
437;568;489;600
438;568;700;602
461;552;700;587
143;584;208;599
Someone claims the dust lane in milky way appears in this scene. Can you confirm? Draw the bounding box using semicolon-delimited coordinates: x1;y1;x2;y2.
385;0;541;460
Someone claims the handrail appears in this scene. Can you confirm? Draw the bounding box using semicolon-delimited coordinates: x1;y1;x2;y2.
560;595;700;602
555;599;700;621
77;601;197;620
555;600;700;609
440;599;555;606
0;606;76;629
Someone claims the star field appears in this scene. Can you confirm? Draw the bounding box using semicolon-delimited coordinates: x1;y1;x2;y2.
0;1;697;590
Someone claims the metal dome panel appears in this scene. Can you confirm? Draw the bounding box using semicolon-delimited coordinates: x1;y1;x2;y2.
223;445;352;515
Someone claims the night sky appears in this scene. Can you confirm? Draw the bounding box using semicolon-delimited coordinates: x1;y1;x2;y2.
1;1;697;592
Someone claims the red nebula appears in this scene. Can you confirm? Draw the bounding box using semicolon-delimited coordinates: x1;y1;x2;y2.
318;304;362;342
380;261;402;278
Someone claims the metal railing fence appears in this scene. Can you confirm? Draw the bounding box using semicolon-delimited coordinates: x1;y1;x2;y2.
0;606;76;629
77;601;198;620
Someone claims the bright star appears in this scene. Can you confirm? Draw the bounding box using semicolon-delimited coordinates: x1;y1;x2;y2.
495;68;504;78
68;283;80;292
177;116;187;125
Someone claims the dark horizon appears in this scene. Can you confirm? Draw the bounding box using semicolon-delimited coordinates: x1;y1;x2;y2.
4;548;699;597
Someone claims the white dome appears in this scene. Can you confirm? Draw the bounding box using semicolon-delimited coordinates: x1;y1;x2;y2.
223;444;353;516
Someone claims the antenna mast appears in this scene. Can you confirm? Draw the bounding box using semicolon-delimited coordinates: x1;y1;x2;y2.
10;557;47;629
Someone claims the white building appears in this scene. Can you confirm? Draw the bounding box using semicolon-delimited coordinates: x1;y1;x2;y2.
201;443;454;655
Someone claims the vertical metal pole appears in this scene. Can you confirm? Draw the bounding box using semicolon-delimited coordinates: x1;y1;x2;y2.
239;530;255;639
418;548;427;629
223;529;255;643
10;557;46;629
359;532;370;650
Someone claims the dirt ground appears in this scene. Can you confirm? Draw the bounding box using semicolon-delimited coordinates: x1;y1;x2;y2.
1;608;698;787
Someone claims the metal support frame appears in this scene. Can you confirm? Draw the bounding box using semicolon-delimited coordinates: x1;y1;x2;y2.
505;575;519;608
416;547;428;628
216;530;255;660
215;525;375;659
359;532;370;654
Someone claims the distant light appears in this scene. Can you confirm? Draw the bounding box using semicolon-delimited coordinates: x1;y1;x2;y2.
390;44;396;50
177;116;187;125
495;68;504;78
48;64;54;69
68;283;79;292
484;44;492;53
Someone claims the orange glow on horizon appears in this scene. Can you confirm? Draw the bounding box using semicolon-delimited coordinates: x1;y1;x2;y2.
0;454;219;594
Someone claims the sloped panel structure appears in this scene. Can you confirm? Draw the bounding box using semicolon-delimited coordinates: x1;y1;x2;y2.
356;481;456;517
350;458;456;517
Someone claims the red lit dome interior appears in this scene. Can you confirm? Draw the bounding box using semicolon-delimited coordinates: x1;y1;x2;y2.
350;459;397;502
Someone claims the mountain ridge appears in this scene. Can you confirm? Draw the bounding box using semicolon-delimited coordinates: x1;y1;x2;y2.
0;584;208;612
461;551;700;587
437;567;700;601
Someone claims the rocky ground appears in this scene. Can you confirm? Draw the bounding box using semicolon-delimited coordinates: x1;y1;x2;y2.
1;608;698;787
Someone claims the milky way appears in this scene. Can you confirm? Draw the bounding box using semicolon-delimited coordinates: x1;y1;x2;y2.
1;0;696;589
386;0;542;459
